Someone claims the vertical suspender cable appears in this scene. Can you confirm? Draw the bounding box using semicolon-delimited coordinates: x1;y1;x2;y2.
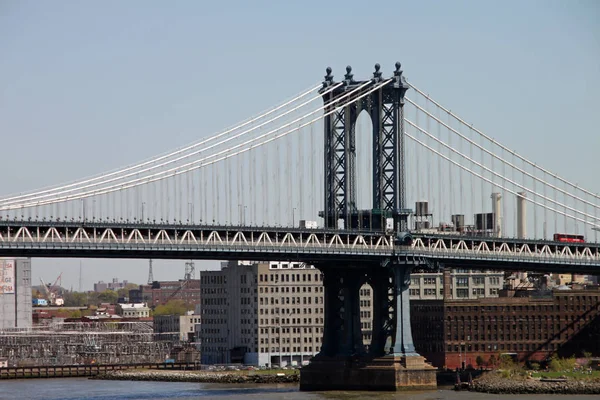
447;110;453;225
415;96;421;207
437;105;443;223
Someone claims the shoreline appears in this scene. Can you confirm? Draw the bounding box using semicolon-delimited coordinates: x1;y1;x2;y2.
469;373;600;394
92;369;299;384
94;369;600;394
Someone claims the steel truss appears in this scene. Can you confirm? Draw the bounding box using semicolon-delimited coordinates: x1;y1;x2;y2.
0;222;599;267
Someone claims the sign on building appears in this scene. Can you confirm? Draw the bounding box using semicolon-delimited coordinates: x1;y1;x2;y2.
0;260;15;294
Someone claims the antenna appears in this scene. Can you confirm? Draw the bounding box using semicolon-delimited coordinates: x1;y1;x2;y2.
79;261;82;292
147;259;154;285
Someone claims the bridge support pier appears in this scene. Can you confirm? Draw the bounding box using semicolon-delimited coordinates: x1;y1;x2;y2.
300;261;436;391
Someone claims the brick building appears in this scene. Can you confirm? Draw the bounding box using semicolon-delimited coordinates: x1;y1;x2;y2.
130;280;201;308
411;288;600;370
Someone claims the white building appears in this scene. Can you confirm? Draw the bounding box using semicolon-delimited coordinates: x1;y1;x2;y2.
0;258;32;330
117;303;151;318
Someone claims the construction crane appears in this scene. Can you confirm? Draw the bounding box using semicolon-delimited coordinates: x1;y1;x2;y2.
38;273;65;306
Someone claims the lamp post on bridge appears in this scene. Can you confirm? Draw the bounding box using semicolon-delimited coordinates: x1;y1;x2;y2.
292;208;296;228
141;202;146;222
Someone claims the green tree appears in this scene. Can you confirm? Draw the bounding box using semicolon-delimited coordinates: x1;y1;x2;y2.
488;355;497;368
98;289;118;304
63;291;88;307
117;283;140;299
153;299;190;316
68;310;82;318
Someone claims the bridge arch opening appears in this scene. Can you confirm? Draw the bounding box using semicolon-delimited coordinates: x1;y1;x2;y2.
353;109;373;213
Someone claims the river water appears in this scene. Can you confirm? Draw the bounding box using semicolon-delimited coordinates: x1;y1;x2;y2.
0;379;594;400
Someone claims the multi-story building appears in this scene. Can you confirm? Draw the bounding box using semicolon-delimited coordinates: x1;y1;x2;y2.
0;258;32;329
154;312;201;342
409;269;504;300
93;278;129;293
132;280;201;307
199;260;374;366
411;287;600;370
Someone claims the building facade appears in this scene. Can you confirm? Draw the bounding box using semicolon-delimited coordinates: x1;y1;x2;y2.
132;280;201;307
411;288;600;370
93;278;129;293
0;258;32;330
409;269;504;300
117;303;151;318
199;260;374;366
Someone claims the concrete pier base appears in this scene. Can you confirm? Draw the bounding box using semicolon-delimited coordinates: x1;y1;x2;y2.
299;355;437;391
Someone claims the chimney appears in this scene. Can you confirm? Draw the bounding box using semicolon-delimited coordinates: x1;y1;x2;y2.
491;193;502;237
517;192;527;239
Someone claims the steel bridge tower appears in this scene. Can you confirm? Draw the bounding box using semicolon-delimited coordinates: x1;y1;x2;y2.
302;63;436;391
320;62;411;232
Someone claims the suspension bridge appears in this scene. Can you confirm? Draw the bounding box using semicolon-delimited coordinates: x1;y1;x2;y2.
1;62;599;390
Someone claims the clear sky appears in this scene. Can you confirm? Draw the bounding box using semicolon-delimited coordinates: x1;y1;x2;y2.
1;0;599;291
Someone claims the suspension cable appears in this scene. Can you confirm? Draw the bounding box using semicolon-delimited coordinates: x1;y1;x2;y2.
405;132;600;229
405;118;600;223
0;83;323;204
406;82;600;202
1;82;342;208
7;80;391;210
406;97;600;212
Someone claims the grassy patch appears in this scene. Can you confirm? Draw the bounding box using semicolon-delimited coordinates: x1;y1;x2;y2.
530;370;600;380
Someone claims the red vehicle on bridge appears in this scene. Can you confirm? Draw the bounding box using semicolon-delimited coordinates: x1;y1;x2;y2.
553;233;585;243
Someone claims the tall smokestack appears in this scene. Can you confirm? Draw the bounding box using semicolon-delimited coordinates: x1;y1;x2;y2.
517;192;526;239
491;193;502;237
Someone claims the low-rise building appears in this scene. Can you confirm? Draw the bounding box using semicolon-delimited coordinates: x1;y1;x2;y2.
117;303;150;318
154;312;201;342
411;287;600;370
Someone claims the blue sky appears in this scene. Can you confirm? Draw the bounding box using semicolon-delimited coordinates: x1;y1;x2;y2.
1;0;599;290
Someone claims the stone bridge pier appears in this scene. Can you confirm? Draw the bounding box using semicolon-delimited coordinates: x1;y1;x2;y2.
300;260;437;391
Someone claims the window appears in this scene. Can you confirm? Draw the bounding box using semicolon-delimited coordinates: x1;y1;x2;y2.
456;277;468;287
456;289;469;298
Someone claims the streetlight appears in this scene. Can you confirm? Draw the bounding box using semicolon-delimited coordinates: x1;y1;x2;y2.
292;208;296;228
141;202;146;222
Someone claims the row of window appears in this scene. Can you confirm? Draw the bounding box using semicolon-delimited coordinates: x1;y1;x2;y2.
259;286;324;294
261;346;320;353
259;273;322;283
260;336;321;344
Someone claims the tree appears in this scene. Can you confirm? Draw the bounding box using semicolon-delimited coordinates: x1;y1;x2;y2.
488;354;497;368
63;291;88;307
98;290;118;304
153;299;190;316
68;310;82;318
117;283;140;299
476;355;484;368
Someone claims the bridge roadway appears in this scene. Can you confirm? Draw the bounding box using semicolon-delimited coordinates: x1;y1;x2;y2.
0;221;599;272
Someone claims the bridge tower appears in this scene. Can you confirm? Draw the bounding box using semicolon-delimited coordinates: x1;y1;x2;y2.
301;63;436;391
320;62;411;232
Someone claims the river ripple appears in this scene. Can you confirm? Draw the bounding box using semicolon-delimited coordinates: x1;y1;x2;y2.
1;378;595;400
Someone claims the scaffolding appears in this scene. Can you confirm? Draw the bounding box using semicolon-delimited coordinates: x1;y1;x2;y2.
0;321;171;367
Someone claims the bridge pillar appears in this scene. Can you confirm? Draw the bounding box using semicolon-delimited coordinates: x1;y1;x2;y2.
300;261;436;391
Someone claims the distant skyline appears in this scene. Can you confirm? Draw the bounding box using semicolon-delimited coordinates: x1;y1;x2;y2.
1;0;599;290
